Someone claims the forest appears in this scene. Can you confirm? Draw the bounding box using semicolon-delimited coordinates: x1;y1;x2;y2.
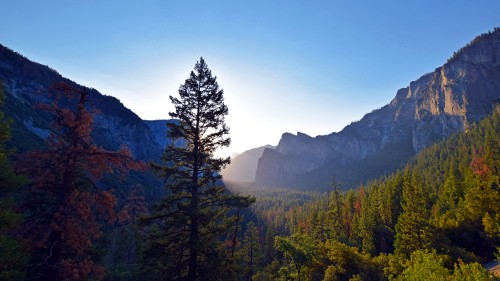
1;56;500;281
242;106;500;280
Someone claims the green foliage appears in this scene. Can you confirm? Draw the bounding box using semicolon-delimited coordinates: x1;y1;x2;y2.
264;107;500;279
252;260;281;281
236;221;264;280
394;171;436;256
273;235;383;281
395;250;450;281
372;253;407;279
327;189;345;240
0;198;27;281
274;233;318;280
102;187;149;280
320;240;382;281
0;82;28;280
393;250;499;281
450;261;499;281
227;181;322;235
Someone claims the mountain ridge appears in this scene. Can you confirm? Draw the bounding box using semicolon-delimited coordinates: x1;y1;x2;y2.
255;28;500;190
0;43;168;161
221;144;275;182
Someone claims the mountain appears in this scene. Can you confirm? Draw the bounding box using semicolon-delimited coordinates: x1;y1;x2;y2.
0;43;173;203
144;119;176;149
221;144;275;182
268;107;500;280
0;43;166;161
255;28;500;191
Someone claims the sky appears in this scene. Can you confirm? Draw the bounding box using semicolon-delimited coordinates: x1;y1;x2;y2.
2;1;500;156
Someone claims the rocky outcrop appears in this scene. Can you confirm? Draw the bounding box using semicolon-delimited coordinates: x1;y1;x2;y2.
221;144;275;182
255;28;500;190
144;119;176;150
0;43;164;161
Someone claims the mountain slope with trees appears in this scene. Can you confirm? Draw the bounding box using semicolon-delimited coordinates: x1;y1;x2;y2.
0;43;169;203
257;106;500;280
1;28;500;280
255;28;500;191
0;43;165;161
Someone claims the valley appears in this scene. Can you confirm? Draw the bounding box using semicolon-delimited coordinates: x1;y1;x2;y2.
1;26;500;280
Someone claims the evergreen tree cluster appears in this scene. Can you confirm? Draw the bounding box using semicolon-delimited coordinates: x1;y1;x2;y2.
256;106;500;280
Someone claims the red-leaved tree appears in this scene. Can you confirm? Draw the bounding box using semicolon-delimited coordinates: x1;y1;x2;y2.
16;83;144;280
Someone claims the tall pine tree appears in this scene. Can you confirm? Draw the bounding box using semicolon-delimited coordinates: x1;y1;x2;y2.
143;58;253;281
394;170;436;257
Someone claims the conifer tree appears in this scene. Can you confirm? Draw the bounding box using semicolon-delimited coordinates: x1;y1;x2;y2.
142;58;254;281
16;83;144;280
358;192;376;255
327;177;344;240
240;222;262;281
394;170;436;256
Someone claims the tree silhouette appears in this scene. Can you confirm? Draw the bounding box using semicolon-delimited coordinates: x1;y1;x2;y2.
16;83;144;280
142;58;254;280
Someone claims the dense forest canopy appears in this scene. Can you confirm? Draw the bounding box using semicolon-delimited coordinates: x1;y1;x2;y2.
247;106;500;280
1;29;500;281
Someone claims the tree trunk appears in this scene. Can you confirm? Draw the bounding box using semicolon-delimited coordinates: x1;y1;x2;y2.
45;231;62;280
187;184;199;281
231;209;241;258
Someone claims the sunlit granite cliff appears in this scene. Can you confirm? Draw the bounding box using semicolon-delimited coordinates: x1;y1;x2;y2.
255;28;500;190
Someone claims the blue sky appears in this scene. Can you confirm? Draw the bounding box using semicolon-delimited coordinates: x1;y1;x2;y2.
2;1;500;156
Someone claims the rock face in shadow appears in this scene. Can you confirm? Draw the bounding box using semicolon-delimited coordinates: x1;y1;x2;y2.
255;29;500;191
144;119;178;150
222;144;275;182
0;43;164;161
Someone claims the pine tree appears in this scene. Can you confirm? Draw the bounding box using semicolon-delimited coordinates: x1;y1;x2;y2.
142;58;254;280
394;170;436;257
327;177;344;240
311;209;327;242
358;192;376;255
239;222;262;281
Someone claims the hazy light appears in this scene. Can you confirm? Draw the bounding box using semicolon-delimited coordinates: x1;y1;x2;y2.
2;1;499;158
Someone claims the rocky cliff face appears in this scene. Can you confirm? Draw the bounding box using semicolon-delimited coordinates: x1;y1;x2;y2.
255;28;500;190
0;44;164;162
144;119;177;150
221;144;275;182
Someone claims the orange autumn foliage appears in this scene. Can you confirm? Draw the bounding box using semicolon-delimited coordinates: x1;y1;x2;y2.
471;151;492;179
16;82;144;280
117;186;149;223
